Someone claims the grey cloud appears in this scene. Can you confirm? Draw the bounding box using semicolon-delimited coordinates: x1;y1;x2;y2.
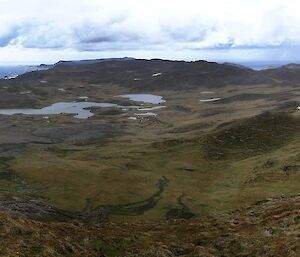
77;30;144;45
1;0;300;61
0;32;17;47
0;25;24;47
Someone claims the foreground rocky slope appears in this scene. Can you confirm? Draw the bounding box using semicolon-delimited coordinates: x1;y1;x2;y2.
1;194;300;257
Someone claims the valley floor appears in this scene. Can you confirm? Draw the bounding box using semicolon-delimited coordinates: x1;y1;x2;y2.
1;82;300;220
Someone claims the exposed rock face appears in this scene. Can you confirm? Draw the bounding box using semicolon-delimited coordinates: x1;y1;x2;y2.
0;199;73;220
0;198;108;223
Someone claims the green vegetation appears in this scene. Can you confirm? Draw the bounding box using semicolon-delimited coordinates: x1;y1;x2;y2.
4;110;300;220
1;59;300;255
1;60;300;222
91;238;129;257
202;112;300;160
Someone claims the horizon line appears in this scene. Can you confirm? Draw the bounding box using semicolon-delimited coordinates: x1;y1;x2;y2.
0;58;300;67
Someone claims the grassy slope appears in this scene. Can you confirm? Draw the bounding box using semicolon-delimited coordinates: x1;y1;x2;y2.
2;60;300;255
7;108;300;220
0;62;300;220
2;194;300;257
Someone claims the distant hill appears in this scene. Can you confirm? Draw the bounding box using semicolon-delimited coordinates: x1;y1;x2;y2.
16;58;300;90
54;57;135;66
38;64;54;68
280;63;300;69
223;62;250;69
46;58;262;90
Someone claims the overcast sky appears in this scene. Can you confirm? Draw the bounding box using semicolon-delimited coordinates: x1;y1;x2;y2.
1;0;300;64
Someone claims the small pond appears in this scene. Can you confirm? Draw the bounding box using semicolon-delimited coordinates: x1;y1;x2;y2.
118;94;166;104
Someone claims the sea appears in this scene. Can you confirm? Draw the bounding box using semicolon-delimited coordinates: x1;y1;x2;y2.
0;66;48;79
233;61;300;70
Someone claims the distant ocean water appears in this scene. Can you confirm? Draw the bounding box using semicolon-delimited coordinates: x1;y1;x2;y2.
0;66;48;79
235;61;300;70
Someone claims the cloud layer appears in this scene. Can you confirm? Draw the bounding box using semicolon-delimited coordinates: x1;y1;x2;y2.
1;0;300;63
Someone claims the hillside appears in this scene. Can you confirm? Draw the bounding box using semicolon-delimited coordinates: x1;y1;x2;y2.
1;194;300;257
11;59;265;90
0;58;299;255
